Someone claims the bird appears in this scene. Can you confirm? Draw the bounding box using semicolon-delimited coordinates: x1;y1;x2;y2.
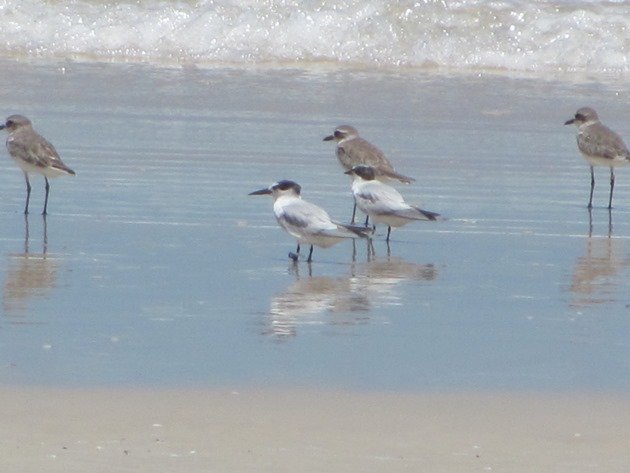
565;107;630;209
324;125;415;223
249;180;373;262
0;115;75;215
345;165;439;242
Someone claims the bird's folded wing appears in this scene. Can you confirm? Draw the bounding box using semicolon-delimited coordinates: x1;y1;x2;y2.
580;123;630;160
355;188;406;215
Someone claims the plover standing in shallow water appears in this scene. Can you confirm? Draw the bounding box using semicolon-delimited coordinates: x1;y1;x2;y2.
324;125;415;223
249;180;372;262
565;107;630;209
345;165;439;242
0;115;75;215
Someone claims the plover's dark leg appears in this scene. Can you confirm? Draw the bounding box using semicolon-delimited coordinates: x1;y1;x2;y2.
306;245;314;263
588;166;595;209
43;177;50;215
608;167;615;210
23;172;31;215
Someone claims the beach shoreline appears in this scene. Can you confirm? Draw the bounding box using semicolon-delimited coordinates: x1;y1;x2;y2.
0;49;629;473
1;385;629;472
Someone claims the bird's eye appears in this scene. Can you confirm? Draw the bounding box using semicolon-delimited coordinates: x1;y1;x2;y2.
6;120;13;127
334;130;343;138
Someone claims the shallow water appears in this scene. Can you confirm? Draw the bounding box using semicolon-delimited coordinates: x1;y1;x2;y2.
0;60;628;391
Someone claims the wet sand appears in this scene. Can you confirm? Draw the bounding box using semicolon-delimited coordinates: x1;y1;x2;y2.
0;60;629;471
1;386;629;473
0;61;627;389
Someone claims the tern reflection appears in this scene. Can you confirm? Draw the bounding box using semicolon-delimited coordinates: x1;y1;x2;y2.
350;255;438;306
265;264;370;339
3;216;59;316
264;250;438;340
569;209;630;307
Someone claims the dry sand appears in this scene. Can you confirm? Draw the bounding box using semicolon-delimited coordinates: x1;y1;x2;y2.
0;387;629;472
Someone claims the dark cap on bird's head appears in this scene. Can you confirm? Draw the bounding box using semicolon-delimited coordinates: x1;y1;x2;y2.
249;180;302;196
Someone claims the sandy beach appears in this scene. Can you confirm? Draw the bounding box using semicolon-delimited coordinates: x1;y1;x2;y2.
1;386;629;473
0;50;629;473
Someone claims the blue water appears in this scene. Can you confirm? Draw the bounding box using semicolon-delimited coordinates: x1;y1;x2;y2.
0;60;628;391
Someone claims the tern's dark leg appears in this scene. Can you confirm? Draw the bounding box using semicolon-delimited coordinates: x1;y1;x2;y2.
43;177;50;215
306;245;314;263
608;167;614;210
364;214;370;227
289;243;300;262
386;226;392;242
588;166;594;209
351;202;357;224
23;173;31;215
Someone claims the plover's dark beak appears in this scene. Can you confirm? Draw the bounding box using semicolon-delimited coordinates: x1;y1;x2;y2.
0;124;5;130
323;134;334;141
564;118;575;125
344;169;353;175
248;188;272;196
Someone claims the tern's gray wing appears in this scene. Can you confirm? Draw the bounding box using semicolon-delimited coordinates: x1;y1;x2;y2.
276;199;337;234
578;123;630;161
279;199;368;241
355;184;407;214
355;185;437;220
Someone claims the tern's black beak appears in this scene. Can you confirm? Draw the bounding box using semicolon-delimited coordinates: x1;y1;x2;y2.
344;169;353;175
564;118;575;125
248;188;272;196
0;124;5;130
323;134;334;141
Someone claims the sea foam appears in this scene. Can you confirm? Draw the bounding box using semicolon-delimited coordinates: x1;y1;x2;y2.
0;0;628;74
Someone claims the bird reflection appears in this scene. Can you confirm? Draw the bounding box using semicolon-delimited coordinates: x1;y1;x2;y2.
350;255;438;307
264;263;370;339
263;248;437;340
569;209;630;308
587;207;613;237
3;216;59;317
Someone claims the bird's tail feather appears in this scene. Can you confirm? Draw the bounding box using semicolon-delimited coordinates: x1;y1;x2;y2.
412;207;440;221
52;162;76;175
337;223;374;238
378;169;416;184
